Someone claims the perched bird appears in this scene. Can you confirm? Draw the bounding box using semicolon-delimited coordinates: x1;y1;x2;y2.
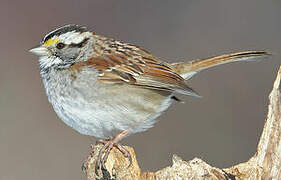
30;24;269;170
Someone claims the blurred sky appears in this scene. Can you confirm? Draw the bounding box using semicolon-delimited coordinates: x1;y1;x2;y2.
0;0;280;180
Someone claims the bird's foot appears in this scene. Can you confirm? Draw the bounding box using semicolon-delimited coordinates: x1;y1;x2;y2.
95;131;132;174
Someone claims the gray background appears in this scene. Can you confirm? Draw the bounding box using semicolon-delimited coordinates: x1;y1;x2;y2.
1;0;280;179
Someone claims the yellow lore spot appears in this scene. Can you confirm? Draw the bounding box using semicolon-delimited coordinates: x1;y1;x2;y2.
43;38;60;46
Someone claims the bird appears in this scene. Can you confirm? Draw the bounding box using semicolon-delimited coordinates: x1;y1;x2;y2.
29;24;269;171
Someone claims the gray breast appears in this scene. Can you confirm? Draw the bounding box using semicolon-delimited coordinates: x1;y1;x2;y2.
41;66;173;139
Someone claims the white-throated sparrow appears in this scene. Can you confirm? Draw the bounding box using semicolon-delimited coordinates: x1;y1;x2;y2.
30;24;269;171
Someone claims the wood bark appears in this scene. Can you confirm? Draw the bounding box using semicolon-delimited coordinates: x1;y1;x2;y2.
84;65;281;180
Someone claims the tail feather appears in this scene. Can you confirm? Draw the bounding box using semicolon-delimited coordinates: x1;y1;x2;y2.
171;50;271;80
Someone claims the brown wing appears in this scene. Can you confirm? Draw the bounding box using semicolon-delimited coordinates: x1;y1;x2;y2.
70;53;199;97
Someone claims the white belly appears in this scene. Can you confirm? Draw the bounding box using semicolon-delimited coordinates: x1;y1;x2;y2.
43;68;173;139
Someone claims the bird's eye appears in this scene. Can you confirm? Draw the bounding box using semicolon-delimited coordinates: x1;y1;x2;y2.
56;43;65;49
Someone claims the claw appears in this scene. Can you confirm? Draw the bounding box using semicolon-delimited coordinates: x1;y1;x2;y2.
95;142;108;174
94;142;132;175
101;143;114;169
93;130;131;175
115;143;132;167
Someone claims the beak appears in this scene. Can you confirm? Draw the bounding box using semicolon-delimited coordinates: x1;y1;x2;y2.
29;46;51;56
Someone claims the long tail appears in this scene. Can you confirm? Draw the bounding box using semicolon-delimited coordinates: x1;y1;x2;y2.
171;50;270;80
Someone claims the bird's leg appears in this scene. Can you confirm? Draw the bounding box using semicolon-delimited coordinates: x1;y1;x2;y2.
95;130;131;173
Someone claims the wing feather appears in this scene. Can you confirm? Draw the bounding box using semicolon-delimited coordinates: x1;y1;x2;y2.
69;53;199;97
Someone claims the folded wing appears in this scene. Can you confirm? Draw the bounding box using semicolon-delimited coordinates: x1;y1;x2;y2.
70;53;200;97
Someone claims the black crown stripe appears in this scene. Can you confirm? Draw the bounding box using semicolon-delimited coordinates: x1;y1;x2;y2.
41;24;87;44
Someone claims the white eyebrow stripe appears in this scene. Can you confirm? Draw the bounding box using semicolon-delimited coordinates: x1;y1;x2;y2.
41;24;87;44
59;31;91;45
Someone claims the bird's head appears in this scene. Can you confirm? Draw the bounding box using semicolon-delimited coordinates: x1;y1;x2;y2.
30;24;94;70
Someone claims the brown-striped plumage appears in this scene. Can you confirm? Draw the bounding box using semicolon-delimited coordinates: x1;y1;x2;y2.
30;25;270;173
68;34;200;97
69;35;269;97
